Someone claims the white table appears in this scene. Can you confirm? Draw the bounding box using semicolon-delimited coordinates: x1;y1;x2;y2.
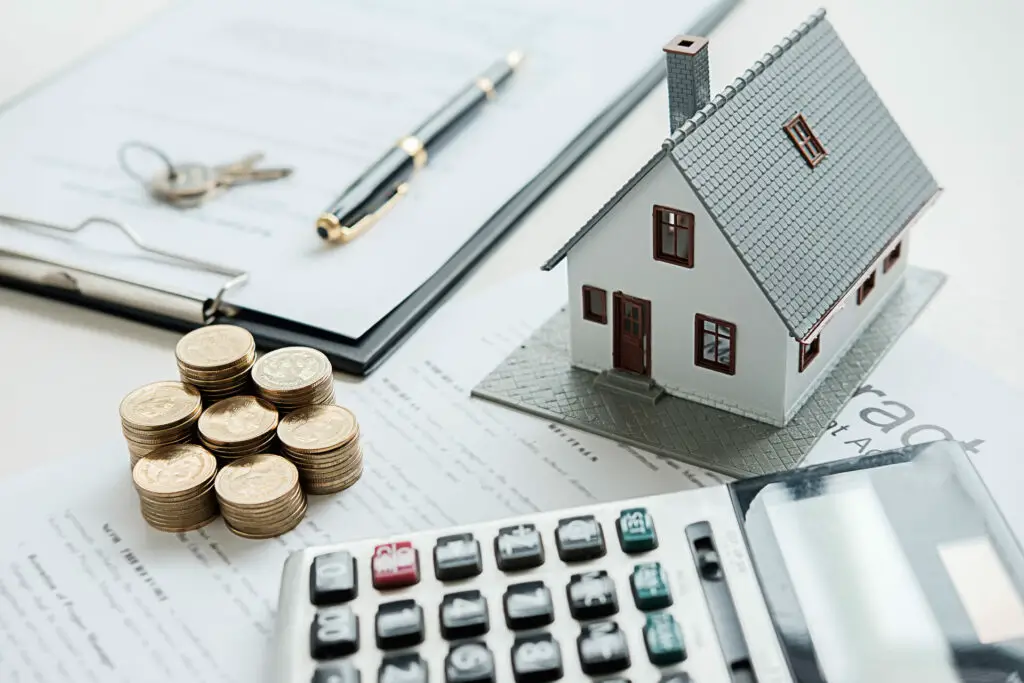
1;0;1021;480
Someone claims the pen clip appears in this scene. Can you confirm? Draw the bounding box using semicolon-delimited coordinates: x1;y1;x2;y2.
330;183;409;244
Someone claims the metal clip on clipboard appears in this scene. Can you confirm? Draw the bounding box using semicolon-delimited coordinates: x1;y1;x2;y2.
0;213;248;325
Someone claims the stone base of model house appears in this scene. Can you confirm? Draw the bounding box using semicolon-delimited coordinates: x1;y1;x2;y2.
471;266;945;479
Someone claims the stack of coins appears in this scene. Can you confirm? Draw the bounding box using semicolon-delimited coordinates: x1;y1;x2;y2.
120;381;203;469
278;405;363;494
215;454;307;539
175;325;256;404
251;347;335;413
197;395;279;462
132;443;219;532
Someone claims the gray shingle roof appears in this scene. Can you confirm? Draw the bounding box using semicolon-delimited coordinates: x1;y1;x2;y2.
544;9;940;341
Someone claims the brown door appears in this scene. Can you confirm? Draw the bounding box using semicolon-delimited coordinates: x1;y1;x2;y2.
613;293;651;376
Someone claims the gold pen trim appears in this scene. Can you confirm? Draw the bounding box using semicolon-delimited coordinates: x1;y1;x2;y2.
476;77;496;100
317;183;409;243
397;135;428;169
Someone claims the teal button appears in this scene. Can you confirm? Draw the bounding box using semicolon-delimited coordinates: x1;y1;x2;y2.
631;562;672;610
617;508;658;553
644;612;686;665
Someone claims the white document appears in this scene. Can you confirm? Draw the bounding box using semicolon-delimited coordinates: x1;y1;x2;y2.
0;269;724;682
0;0;726;338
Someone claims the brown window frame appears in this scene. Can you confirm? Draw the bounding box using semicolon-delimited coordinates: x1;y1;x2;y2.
883;242;902;272
581;285;608;324
784;113;826;168
653;205;695;268
694;314;736;375
799;336;820;373
857;271;877;305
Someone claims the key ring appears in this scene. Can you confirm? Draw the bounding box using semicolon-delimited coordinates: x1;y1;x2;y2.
118;141;179;186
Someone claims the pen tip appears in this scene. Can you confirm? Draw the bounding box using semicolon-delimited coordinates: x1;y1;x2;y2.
506;50;524;68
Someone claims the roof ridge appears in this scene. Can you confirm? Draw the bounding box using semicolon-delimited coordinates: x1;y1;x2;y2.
661;7;828;151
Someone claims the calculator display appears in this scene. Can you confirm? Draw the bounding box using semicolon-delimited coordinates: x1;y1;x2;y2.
731;440;1024;683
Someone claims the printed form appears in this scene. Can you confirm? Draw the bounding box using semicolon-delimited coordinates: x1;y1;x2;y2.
0;0;726;339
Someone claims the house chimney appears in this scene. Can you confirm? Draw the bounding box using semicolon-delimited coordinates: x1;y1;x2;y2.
663;35;710;133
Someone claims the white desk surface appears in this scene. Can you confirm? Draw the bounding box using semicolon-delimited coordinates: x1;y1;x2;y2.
0;0;1021;480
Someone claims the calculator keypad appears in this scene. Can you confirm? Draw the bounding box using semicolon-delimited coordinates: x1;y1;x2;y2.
375;599;425;649
434;533;483;580
310;605;359;659
444;642;496;683
577;621;631;675
312;661;359;683
503;581;554;630
644;612;686;665
494;524;545;571
371;542;420;590
440;590;490;640
617;507;659;554
310;550;358;606
631;562;673;610
566;570;618;620
510;633;563;683
378;653;427;682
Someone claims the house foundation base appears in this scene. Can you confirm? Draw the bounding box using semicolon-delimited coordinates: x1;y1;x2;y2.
471;266;945;479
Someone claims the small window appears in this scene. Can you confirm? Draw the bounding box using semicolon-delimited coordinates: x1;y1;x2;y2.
694;315;736;375
857;271;876;305
653;205;694;267
582;285;607;324
884;242;902;272
799;336;820;373
784;113;826;167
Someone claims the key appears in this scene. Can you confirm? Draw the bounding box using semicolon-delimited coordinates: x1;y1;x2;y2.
147;152;292;207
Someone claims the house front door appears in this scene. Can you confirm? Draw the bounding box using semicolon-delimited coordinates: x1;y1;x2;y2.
613;293;650;376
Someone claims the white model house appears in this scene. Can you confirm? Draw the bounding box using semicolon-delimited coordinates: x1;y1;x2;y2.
542;9;940;427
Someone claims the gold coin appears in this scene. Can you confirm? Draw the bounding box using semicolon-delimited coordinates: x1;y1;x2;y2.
251;347;330;392
175;325;255;370
198;396;278;444
120;381;201;430
215;454;299;506
277;404;356;453
132;444;217;496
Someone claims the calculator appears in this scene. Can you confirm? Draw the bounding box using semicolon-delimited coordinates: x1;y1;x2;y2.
269;440;1024;682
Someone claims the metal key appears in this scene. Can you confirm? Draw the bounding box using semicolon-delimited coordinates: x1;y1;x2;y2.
148;152;292;208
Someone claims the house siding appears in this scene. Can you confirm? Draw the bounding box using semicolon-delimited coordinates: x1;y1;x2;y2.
783;231;911;418
566;157;791;425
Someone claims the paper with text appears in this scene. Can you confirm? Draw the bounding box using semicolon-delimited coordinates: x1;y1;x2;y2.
0;0;725;338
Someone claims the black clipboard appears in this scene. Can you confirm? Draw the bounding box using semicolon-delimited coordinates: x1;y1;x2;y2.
0;0;738;376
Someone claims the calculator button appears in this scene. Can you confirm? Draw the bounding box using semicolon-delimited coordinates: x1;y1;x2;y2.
371;542;420;589
555;516;606;562
617;508;659;554
494;524;545;571
577;621;630;675
313;662;360;683
503;581;555;630
511;633;563;683
659;675;691;683
440;590;490;640
375;599;425;649
644;613;686;665
445;642;496;683
566;571;618;620
630;562;673;610
310;550;358;606
378;654;427;683
310;605;359;660
434;533;483;581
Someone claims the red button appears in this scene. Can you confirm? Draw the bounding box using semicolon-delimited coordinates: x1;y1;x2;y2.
371;542;420;589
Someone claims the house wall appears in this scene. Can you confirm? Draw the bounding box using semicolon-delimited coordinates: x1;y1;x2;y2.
783;230;911;419
566;155;791;425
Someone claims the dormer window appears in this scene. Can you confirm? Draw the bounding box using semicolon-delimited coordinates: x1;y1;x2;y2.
784;113;826;167
653;205;694;267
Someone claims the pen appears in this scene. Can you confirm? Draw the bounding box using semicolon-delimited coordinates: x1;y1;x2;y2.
316;50;524;243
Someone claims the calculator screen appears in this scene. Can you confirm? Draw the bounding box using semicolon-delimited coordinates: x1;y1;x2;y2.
731;440;1024;682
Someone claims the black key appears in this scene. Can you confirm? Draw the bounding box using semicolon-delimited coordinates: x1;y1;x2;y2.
555;516;606;562
494;524;545;571
312;662;360;683
566;571;618;620
445;642;496;683
375;599;425;649
503;581;554;630
659;675;691;683
310;551;357;605
440;590;490;640
434;533;484;580
577;621;630;675
511;633;563;683
310;605;359;660
378;654;427;683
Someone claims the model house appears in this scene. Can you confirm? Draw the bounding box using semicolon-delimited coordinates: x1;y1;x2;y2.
542;9;940;427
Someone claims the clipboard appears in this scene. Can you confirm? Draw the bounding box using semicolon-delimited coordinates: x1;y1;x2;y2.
0;0;738;376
